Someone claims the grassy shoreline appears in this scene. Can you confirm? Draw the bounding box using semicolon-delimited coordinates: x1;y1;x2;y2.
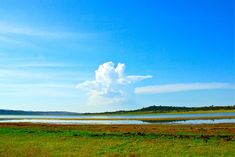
1;122;235;133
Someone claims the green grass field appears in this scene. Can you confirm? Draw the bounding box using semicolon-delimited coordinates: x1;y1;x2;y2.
0;123;234;157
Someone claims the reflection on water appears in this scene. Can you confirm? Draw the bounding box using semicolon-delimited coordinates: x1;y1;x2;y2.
0;112;235;124
0;112;235;119
0;118;234;124
165;119;235;124
0;119;140;124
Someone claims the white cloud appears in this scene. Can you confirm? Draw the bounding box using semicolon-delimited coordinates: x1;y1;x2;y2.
0;22;101;39
135;83;235;94
0;35;35;47
17;62;76;68
0;83;78;98
76;61;152;105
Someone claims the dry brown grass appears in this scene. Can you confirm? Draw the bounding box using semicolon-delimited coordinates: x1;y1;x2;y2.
0;123;235;135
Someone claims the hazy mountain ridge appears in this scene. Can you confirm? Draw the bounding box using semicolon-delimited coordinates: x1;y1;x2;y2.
0;109;79;115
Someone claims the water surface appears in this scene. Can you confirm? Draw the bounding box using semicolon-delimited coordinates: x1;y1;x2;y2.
0;112;235;119
0;112;234;124
0;118;234;124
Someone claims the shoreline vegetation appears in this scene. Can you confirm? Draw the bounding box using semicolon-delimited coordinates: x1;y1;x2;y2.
0;123;234;156
0;105;235;116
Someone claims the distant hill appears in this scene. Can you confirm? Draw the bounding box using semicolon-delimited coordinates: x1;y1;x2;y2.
133;105;235;112
84;105;235;115
1;105;235;115
0;109;80;115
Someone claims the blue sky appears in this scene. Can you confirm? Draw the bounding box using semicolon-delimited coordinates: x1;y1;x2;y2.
0;0;234;112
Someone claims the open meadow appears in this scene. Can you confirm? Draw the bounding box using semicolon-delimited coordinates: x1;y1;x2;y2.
0;123;234;157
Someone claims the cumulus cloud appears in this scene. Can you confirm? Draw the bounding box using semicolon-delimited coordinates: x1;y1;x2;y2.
135;83;235;94
76;61;152;105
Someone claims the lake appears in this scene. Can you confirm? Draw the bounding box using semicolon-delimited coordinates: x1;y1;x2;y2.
0;112;235;124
